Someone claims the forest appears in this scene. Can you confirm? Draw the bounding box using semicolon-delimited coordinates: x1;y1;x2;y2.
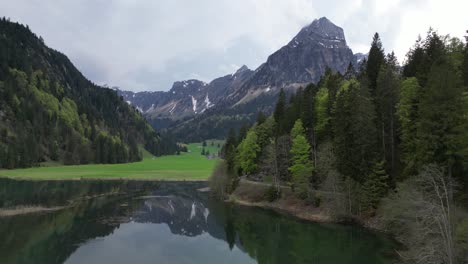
0;18;179;169
216;30;468;263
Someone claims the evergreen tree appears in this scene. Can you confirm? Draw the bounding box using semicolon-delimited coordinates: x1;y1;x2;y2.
223;128;238;171
256;111;267;125
274;88;287;136
333;79;378;183
396;78;422;176
366;33;385;95
289;119;313;199
375;55;400;175
238;124;249;143
415;58;464;176
344;62;356;80
362;160;389;210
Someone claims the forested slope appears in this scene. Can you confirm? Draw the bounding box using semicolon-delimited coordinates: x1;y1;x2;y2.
219;30;468;262
0;18;177;168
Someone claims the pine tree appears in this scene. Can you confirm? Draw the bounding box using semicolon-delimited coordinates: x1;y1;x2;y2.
396;77;422;176
256;111;267;125
362;160;389;210
289;119;313;199
344;62;356;80
375;55;400;175
333;79;378;183
366;33;385;95
416;58;464;176
224;128;237;171
274;88;287;136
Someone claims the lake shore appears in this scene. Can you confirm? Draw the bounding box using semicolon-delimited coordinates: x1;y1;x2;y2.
227;180;386;232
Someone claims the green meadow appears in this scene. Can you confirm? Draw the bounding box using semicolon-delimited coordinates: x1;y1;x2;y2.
0;141;223;181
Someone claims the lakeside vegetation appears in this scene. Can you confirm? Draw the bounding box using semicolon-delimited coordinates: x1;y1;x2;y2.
212;30;468;263
0;142;221;180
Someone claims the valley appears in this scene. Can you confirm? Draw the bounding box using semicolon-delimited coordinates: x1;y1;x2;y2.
0;142;221;180
0;4;467;264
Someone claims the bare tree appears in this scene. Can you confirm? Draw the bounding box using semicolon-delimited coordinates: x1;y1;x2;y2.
381;164;457;264
259;140;280;197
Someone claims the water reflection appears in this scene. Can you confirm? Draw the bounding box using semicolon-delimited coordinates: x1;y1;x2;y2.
0;179;396;264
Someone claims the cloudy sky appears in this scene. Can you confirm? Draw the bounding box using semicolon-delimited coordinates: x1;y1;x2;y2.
1;0;466;91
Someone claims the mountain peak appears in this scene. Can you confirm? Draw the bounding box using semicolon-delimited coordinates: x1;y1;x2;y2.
234;65;249;75
298;17;345;40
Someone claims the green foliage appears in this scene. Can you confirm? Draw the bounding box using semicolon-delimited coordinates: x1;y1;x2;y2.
396;77;422;175
366;33;385;94
333;79;378;183
290;119;306;139
274;88;287;136
289;119;313;199
238;130;260;174
362;161;389;210
415;59;464;169
314;87;329;138
375;57;400;176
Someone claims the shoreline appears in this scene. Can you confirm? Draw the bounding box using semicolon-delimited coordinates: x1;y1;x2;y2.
227;180;390;234
227;193;386;232
0;175;208;182
227;195;331;223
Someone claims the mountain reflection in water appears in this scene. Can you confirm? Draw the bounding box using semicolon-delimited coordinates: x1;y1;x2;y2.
0;179;397;264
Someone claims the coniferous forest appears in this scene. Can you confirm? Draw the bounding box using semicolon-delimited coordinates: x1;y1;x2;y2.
218;30;468;262
0;18;179;168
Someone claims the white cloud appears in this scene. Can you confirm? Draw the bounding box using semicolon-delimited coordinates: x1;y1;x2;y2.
1;0;466;91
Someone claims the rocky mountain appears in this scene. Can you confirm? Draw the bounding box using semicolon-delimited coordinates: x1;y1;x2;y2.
119;17;359;139
119;65;254;121
353;52;369;65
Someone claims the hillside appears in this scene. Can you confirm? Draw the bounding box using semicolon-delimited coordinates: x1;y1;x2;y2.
0;18;176;169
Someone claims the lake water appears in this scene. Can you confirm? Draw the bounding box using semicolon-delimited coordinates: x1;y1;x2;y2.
0;179;397;264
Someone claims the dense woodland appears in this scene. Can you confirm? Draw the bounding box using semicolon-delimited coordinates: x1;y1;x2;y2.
218;30;468;263
0;18;179;169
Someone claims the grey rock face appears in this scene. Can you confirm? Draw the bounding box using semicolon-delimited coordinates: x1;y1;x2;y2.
246;17;354;88
118;17;357;137
118;66;254;119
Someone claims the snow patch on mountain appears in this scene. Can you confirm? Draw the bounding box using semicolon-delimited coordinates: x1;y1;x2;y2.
191;96;197;113
204;94;214;108
169;102;177;115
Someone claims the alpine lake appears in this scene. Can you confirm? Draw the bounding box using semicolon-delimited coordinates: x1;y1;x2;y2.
0;178;398;264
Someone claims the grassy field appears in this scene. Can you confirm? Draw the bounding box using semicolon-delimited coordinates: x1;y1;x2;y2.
0;141;223;181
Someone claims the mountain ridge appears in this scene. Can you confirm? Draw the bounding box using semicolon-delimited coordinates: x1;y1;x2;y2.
118;17;360;139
